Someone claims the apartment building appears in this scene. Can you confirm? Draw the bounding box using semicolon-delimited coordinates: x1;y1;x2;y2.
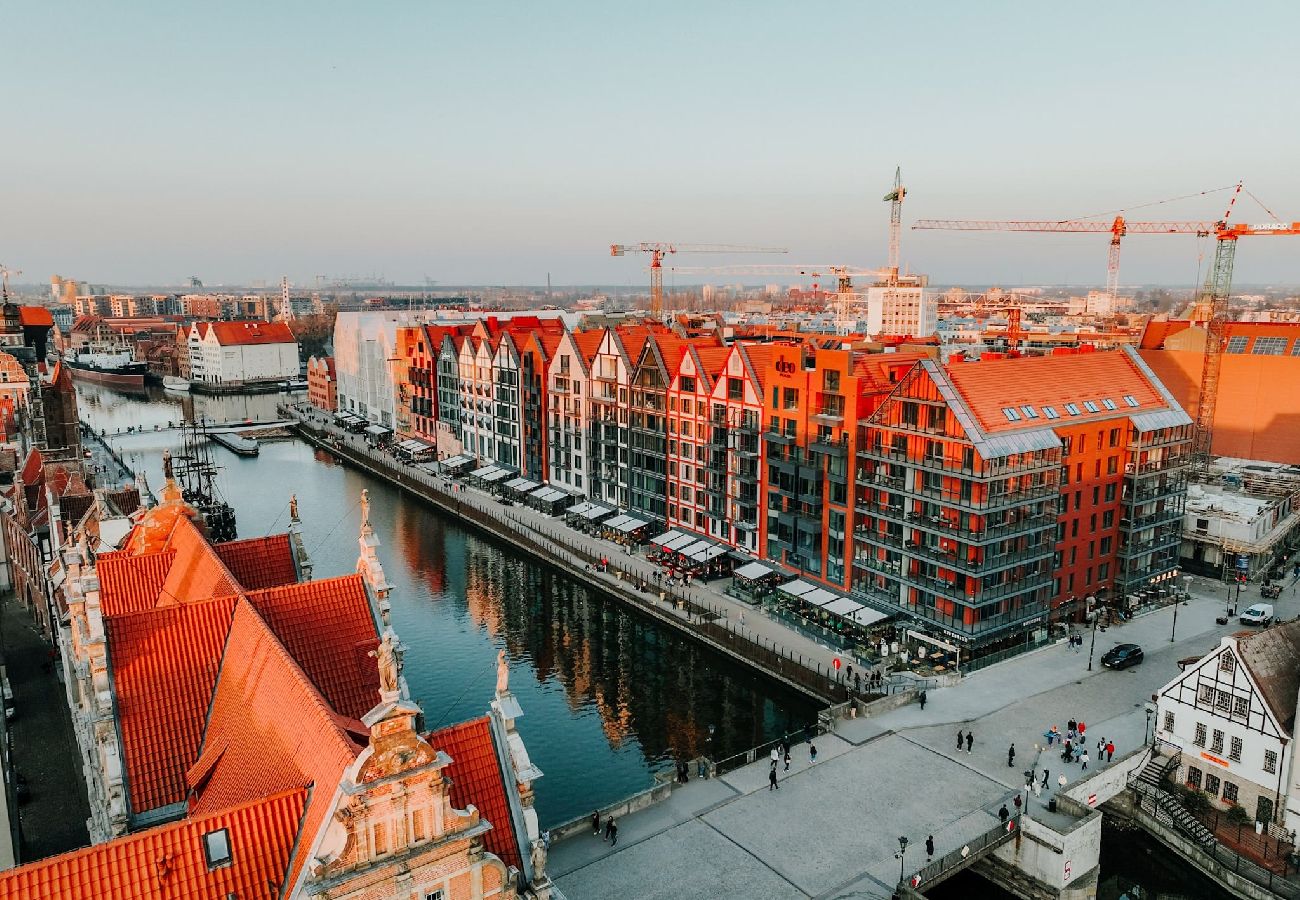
664;345;731;540
305;355;336;412
547;329;602;494
852;346;1190;650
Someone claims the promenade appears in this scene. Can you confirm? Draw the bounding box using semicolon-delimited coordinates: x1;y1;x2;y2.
549;578;1300;899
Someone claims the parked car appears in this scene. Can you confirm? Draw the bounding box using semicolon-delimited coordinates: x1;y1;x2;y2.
1101;643;1144;670
1240;603;1275;626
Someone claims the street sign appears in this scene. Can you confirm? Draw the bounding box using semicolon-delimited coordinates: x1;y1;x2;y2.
1087;793;1097;807
833;656;841;671
1064;860;1072;880
1237;555;1249;570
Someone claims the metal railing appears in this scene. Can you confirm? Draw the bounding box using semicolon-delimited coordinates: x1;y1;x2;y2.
906;809;1021;891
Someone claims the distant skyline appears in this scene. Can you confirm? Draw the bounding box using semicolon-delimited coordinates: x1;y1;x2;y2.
3;2;1298;288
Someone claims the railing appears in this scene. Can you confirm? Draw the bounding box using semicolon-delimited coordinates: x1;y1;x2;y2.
711;723;829;777
906;809;1022;892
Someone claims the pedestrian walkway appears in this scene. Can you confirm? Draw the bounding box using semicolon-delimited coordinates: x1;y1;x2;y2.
1;593;90;861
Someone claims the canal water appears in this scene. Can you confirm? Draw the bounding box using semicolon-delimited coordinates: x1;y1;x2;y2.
74;383;819;827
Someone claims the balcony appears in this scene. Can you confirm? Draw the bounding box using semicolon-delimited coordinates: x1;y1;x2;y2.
763;430;796;446
1118;529;1183;559
810;436;849;458
1127;478;1189;504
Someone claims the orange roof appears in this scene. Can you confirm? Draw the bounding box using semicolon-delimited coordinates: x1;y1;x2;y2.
435;717;521;871
95;550;178;616
157;518;241;607
574;329;604;364
737;344;774;390
0;789;307;900
106;596;238;814
19;306;53;327
692;346;730;379
1138;319;1193;349
944;349;1166;434
208;321;297;346
214;533;299;590
19;447;43;486
187;599;362;893
240;575;380;720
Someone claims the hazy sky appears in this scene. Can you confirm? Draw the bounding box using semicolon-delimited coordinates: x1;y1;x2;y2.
4;2;1298;288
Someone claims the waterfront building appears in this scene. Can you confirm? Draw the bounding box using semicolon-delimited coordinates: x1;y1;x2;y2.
457;329;500;465
587;326;655;510
1139;319;1300;465
547;329;602;495
518;329;563;484
437;331;467;455
852;346;1190;650
185;320;299;390
664;343;730;541
306;354;337;412
4;484;550;899
1153;620;1300;831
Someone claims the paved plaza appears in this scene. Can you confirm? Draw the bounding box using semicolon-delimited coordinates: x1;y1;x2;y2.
552;577;1300;899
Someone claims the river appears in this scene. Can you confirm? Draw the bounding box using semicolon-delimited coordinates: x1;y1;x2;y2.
73;382;819;828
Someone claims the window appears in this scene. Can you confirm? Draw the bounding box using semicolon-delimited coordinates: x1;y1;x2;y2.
1219;651;1236;674
1252;336;1286;355
1194;723;1207;747
1216;690;1232;712
1064;403;1081;416
1211;729;1224;754
425;891;446;900
1265;750;1278;774
1223;781;1238;803
203;829;232;869
1020;405;1039;419
1043;405;1059;419
1123;395;1139;407
1234;696;1250;718
1226;335;1249;354
1229;737;1242;762
1002;407;1022;422
1102;398;1117;410
1102;510;1114;529
1187;765;1203;789
1163;711;1175;732
1198;684;1215;704
1205;773;1221;795
1083;400;1100;413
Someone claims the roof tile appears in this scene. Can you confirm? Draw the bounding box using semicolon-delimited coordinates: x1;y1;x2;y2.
433;717;522;871
214;533;298;590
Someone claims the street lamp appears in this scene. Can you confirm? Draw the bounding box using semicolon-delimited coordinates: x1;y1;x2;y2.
1145;706;1153;746
1169;571;1184;643
896;836;909;884
1087;603;1100;671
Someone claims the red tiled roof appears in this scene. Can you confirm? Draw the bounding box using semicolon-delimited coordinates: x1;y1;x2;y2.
214;533;299;590
1138;319;1193;349
157;519;241;607
0;789;307;900
95;550;178;617
693;346;730;379
433;717;522;871
187;599;362;893
574;329;604;363
19;306;54;327
19;447;43;486
240;575;380;720
944;349;1166;434
106;596;238;814
208;321;297;346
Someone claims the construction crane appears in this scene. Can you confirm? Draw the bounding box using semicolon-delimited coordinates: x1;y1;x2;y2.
883;167;906;284
914;184;1300;472
609;243;786;317
0;265;21;303
666;264;890;294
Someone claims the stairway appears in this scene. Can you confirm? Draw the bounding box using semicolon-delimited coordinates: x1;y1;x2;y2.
1154;791;1218;848
1134;752;1172;790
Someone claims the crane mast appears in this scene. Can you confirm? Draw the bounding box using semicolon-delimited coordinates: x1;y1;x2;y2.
883;167;906;285
609;243;786;317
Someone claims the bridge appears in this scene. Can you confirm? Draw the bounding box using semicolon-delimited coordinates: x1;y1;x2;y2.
92;419;292;438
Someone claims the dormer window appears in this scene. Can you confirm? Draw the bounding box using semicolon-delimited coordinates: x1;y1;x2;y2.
203;828;232;869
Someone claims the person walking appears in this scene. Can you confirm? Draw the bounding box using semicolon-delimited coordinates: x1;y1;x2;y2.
810;742;818;764
965;731;973;753
1008;743;1016;768
1080;749;1089;771
768;767;779;791
957;729;965;753
926;835;935;860
998;804;1010;824
603;817;614;842
770;747;780;768
1106;740;1115;763
608;818;618;846
784;749;791;772
1067;718;1076;740
592;810;601;836
919;690;928;711
1078;720;1086;740
1041;768;1049;788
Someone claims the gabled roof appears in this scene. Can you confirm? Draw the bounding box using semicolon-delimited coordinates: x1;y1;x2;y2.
95;550;178;617
0;789;308;900
19;306;53;327
573;329;605;365
187;599;363;893
207;321;297;346
105;596;238;814
736;343;774;391
1236;620;1300;732
157;518;241;608
238;575;380;720
692;346;730;381
1139;319;1193;350
213;533;298;590
434;717;522;871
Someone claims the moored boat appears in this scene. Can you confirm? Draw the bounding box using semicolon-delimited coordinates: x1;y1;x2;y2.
64;349;148;387
162;375;192;393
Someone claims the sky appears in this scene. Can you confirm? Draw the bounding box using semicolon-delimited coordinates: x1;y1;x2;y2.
3;1;1298;289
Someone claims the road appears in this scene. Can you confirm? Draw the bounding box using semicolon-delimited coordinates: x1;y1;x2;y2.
550;576;1299;899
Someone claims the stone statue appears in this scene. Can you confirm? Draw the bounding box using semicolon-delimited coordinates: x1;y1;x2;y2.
371;631;400;695
496;649;509;695
162;448;173;479
529;837;548;881
360;489;371;531
289;493;299;521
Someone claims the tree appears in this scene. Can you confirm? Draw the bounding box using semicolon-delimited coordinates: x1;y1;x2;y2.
290;305;338;362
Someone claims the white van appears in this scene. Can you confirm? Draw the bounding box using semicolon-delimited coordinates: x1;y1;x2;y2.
1240;604;1275;627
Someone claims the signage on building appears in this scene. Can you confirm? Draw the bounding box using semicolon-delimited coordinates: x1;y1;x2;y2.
775;359;796;376
1064;860;1072;881
1200;751;1229;768
1087;793;1097;807
1237;555;1249;570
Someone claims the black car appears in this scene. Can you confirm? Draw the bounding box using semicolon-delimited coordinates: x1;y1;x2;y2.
1101;643;1144;670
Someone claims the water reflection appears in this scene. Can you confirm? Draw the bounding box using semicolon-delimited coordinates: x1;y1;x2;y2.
74;382;819;825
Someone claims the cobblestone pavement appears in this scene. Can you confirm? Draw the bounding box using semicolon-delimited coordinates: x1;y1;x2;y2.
1;593;89;862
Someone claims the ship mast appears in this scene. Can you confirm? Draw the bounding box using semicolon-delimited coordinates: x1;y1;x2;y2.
171;417;238;542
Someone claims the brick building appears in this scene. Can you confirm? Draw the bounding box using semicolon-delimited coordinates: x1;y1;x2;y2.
306;354;337;412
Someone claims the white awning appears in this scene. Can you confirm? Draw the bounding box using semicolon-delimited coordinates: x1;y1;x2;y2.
604;514;633;529
689;544;728;562
567;501;596;516
801;588;840;608
581;505;613;521
364;424;390;436
849;606;891;627
481;468;513;483
777;579;818;598
662;534;697;552
823;597;864;617
651;530;683;546
441;454;474;469
532;486;567;502
733;561;775;580
614;517;649;533
675;539;712;557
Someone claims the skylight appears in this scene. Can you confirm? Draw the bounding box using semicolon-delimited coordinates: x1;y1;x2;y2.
1123;395;1139;407
1042;406;1059;419
1001;407;1021;422
1083;400;1100;413
1064;403;1081;415
1020;405;1039;419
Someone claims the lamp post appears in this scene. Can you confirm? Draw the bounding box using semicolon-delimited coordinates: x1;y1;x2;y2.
1145;706;1153;746
896;835;909;885
1087;604;1100;671
1170;572;1183;643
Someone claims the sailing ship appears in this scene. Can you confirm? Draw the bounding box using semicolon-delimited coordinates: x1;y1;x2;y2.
170;418;237;542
